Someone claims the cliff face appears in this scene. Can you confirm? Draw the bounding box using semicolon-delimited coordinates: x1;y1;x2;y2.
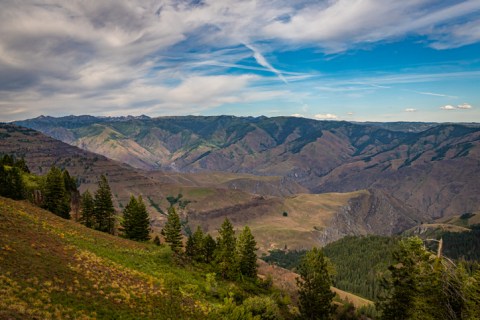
314;189;428;246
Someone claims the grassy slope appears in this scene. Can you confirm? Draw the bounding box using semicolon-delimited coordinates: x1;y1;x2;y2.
0;197;262;319
249;191;368;251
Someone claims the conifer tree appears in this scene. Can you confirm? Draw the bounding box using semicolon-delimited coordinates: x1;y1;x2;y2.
80;190;95;228
379;237;470;320
186;226;206;261
93;175;115;234
14;157;30;173
203;234;216;263
296;247;336;320
237;226;258;278
121;195;151;241
0;165;7;197
0;160;25;200
63;169;80;219
43;166;70;219
0;154;14;166
186;234;195;257
7;167;25;200
161;206;183;253
215;218;238;279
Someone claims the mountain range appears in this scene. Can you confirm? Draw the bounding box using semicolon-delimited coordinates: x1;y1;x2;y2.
15;115;480;220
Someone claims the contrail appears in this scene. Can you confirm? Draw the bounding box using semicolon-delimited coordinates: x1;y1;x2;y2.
244;44;288;84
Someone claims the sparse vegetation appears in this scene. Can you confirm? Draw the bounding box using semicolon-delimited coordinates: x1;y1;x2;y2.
0;197;297;319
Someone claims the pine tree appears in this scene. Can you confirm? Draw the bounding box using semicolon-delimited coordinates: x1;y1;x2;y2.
43;166;70;219
203;234;216;263
93;175;115;234
186;234;195;257
80;190;95;228
0;165;7;197
215;218;238;279
8;167;25;200
186;226;206;262
378;237;470;320
121;195;151;241
62;169;80;219
161;206;183;253
0;155;29;200
14;157;30;173
237;226;258;278
296;247;336;320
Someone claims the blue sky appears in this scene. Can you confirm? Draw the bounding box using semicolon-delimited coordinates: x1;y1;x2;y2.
1;0;479;122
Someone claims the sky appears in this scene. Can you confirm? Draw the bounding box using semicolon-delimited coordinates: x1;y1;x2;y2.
1;0;480;123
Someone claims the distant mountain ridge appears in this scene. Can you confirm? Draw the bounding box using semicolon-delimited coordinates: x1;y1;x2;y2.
15;115;480;219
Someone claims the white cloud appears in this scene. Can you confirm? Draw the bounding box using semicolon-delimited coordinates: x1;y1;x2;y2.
439;103;473;111
347;112;354;116
0;0;479;121
263;0;480;52
457;103;473;109
291;113;304;118
314;113;338;120
441;105;456;110
405;108;417;112
429;19;480;49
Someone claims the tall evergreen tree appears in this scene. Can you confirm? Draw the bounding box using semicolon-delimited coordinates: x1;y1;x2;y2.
296;247;336;320
215;218;238;279
379;237;470;320
203;234;216;263
186;226;206;262
0;154;14;166
121;195;151;241
80;190;95;228
14;157;30;173
43;166;70;219
93;175;115;234
0;155;27;200
236;226;258;278
0;165;7;197
161;207;183;253
62;169;80;219
7;167;25;200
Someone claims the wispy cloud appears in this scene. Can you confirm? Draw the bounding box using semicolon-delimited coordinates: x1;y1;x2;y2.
244;44;287;83
405;108;417;112
409;90;458;99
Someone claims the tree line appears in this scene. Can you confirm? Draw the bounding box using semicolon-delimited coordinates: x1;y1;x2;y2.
161;201;258;281
0;153;79;219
